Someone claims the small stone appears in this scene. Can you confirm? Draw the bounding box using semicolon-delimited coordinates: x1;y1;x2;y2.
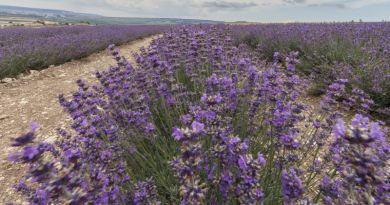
30;70;39;75
1;78;13;83
19;99;28;105
16;73;25;79
0;115;9;120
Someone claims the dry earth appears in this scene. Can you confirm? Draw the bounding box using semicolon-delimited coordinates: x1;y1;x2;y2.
0;36;156;204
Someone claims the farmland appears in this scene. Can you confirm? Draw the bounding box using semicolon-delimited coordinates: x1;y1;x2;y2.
0;25;167;79
0;16;60;27
1;22;388;204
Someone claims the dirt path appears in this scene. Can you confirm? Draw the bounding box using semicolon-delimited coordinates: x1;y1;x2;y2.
0;36;156;204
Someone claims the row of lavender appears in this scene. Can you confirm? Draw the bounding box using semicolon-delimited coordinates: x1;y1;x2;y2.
232;23;390;120
8;25;389;204
0;25;167;79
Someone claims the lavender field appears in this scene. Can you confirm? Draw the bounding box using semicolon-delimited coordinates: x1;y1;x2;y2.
0;25;166;79
4;23;389;205
233;23;390;120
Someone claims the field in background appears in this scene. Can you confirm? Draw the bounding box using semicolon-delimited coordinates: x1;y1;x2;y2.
0;16;57;27
0;25;168;79
0;16;91;28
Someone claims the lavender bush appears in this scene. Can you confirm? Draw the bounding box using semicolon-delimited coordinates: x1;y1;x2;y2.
0;25;167;79
231;23;390;121
7;25;390;204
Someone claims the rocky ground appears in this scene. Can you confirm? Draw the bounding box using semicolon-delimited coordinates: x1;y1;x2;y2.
0;36;156;204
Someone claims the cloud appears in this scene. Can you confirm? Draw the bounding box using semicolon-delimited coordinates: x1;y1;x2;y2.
308;2;348;9
295;0;390;9
344;0;390;8
201;1;258;10
282;0;306;4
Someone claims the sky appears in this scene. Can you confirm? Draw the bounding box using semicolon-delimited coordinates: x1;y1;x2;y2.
0;0;389;22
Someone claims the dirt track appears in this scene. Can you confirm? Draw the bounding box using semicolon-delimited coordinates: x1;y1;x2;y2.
0;36;155;204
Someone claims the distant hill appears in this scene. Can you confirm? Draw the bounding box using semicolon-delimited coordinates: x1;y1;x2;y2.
0;5;223;25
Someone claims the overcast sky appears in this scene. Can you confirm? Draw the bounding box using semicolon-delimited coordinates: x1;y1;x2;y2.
0;0;389;22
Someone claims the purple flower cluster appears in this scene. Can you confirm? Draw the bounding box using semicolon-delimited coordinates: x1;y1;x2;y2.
322;114;390;204
133;178;161;205
170;71;267;204
232;22;390;120
281;167;304;204
321;79;374;115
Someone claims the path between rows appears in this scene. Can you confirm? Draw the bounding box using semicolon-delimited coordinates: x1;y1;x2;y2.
0;36;156;203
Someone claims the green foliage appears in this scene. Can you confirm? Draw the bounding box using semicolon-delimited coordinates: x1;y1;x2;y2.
124;67;207;203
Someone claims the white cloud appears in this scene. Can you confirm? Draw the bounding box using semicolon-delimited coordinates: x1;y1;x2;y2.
344;0;390;8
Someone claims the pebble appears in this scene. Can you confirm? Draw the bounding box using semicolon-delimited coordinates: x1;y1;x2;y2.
30;70;40;75
0;115;9;120
1;78;14;83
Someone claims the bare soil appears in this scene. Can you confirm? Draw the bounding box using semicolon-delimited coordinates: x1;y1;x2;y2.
0;36;156;204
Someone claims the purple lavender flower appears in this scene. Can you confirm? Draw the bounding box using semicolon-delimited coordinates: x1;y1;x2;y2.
324;114;390;204
133;178;161;205
281;167;304;204
173;127;185;141
320;176;342;205
11;122;39;146
191;121;205;134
